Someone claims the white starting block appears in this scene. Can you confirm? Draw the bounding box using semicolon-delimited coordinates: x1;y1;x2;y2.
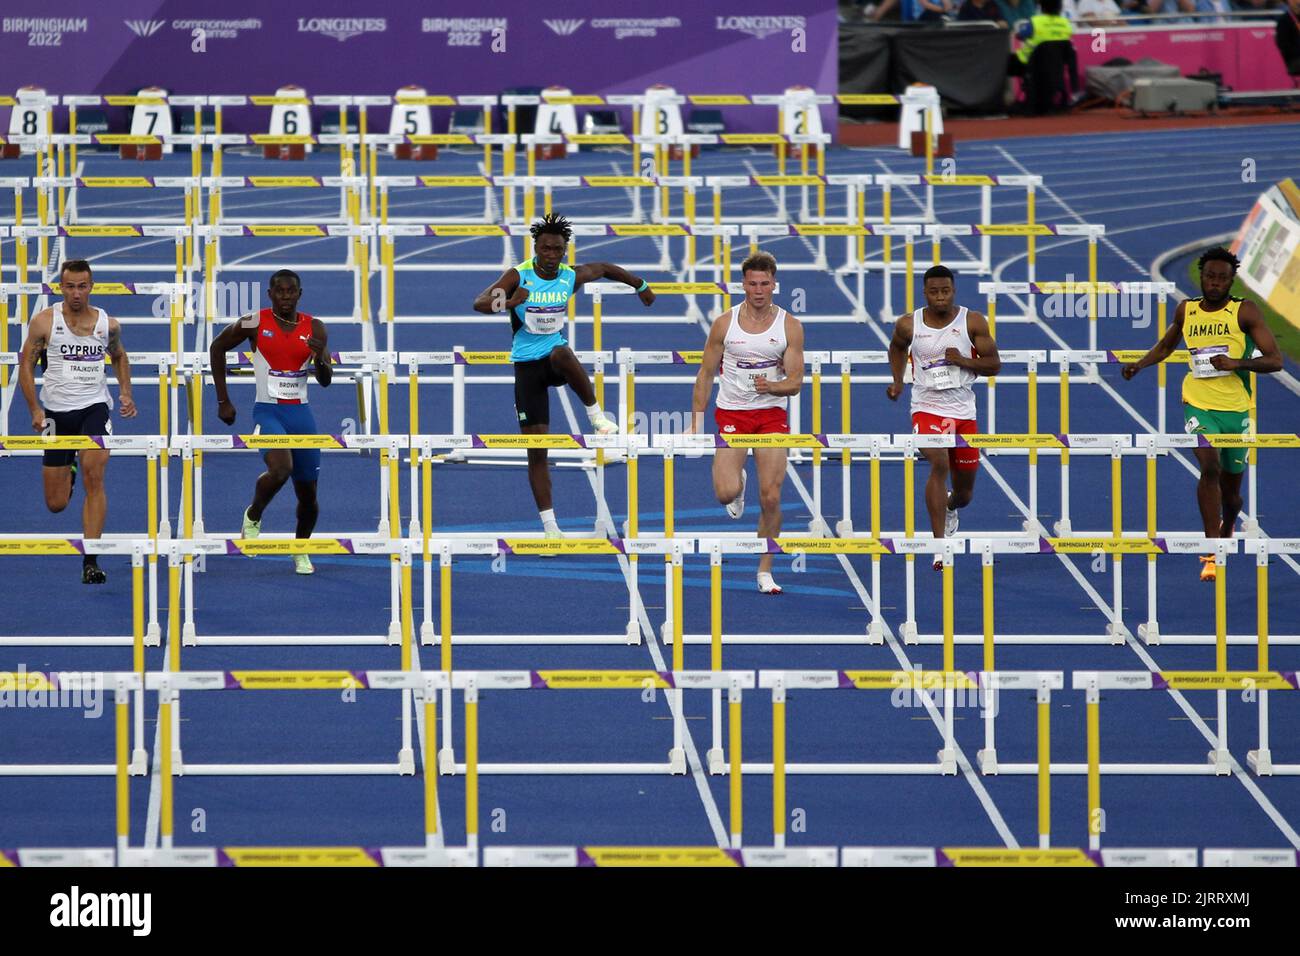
389;86;435;158
268;84;312;155
5;87;50;156
534;86;578;158
898;83;943;151
641;84;689;158
128;87;173;154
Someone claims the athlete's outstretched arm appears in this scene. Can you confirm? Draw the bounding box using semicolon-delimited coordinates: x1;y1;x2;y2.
689;312;730;432
1217;301;1283;374
573;262;655;307
886;312;913;401
17;309;53;431
210;315;254;424
949;311;1001;377
472;268;524;314
1123;301;1186;380
308;319;332;387
106;317;137;418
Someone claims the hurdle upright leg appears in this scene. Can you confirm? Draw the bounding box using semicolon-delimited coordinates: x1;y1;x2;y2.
708;545;725;774
1248;544;1272;774
1037;682;1051;848
1086;682;1101;851
115;680;130;856
772;679;786;850
729;682;743;848
439;545;456;775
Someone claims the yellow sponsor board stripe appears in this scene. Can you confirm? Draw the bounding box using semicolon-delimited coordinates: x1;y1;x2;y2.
418;176;492;187
0;436;101;450
567;134;630;145
1202;435;1300;448
95;135;162;145
46;282;134;295
543;95;605;105
103;96;168;106
836;94;899;105
841;670;978;690
458;351;513;364
504;539;622;555
239;434;343;448
942;848;1096;867
960;434;1065;449
431;225;506;236
0;539;83;555
0;672;57;692
1046;538;1164;554
245;225;328;237
232;539;352;555
925;174;996;186
585;176;655;187
720;434;821;448
535;671;670;689
247;177;322;188
61;225;145;237
581;847;740;867
74;180;156;191
408;134;474;145
393;96;456;106
643;282;721;294
475;434;583;449
674;350;705;362
1107;348;1190;363
610;224;689;237
690;95;752;105
753;176;823;187
794;224;869;236
249;135;314;145
976;224;1054;236
249;96;311;106
1158;671;1297;691
720;134;786;144
775;538;891;555
228;671;365;690
222;847;379;867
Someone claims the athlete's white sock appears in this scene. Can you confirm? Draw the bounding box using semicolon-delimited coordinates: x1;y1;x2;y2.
585;402;604;423
539;508;560;532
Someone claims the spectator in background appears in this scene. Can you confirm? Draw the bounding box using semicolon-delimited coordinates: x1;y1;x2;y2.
916;0;958;19
959;0;1009;21
997;0;1039;24
1064;0;1127;23
1237;0;1286;11
1007;0;1073;80
1279;0;1300;73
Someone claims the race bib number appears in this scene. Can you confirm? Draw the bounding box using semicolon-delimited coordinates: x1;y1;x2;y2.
922;359;959;390
524;307;565;336
1190;345;1230;379
738;359;781;391
66;357;105;386
268;370;308;401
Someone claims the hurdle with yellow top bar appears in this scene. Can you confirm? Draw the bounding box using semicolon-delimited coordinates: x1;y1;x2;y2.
758;669;1064;849
1073;669;1300;850
450;670;753;852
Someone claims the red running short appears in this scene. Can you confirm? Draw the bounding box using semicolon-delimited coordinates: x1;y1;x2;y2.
715;406;789;435
912;411;979;471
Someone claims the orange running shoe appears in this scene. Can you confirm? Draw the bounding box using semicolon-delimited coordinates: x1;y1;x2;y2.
1199;555;1217;582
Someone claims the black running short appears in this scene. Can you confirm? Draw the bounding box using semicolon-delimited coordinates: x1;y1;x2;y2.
42;403;111;467
513;353;567;428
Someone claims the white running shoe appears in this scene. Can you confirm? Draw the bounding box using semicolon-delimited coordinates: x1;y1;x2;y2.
293;554;314;575
591;413;620;436
757;571;783;594
726;469;747;520
944;507;960;537
544;526;565;541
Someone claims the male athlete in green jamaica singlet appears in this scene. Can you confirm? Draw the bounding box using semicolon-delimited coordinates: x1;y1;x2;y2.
1123;247;1283;581
473;213;655;539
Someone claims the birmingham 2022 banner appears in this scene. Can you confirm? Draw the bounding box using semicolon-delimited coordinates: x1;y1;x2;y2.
0;1;837;133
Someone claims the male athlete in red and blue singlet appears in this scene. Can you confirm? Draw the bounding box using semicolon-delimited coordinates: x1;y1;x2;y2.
209;269;332;574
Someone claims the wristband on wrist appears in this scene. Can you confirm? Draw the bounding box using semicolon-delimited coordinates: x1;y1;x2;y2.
636;280;649;292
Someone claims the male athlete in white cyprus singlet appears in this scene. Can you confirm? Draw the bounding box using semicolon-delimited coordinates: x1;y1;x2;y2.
690;251;805;594
887;264;1000;569
18;259;137;584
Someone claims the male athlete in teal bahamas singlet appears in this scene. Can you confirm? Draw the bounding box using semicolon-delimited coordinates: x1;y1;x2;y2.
509;258;576;362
